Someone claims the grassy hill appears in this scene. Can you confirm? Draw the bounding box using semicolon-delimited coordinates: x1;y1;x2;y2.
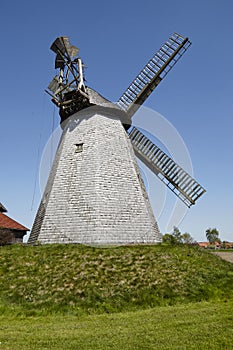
0;244;233;316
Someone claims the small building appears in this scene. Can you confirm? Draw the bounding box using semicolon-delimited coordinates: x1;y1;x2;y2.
0;203;29;245
198;242;210;248
198;241;221;249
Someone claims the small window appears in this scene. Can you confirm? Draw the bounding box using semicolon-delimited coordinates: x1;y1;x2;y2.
75;143;84;153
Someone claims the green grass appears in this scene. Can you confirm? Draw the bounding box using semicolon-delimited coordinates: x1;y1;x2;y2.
1;244;233;349
0;300;232;349
0;244;233;315
218;249;233;252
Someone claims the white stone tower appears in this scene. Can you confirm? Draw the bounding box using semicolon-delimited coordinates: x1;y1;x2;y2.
28;34;206;244
29;88;161;244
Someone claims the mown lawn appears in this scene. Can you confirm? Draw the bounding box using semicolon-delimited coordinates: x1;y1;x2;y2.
0;300;232;350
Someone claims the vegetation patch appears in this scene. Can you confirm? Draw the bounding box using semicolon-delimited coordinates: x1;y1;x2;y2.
0;244;233;316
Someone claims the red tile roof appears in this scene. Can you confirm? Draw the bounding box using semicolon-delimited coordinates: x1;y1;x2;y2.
0;213;29;231
198;242;210;247
198;241;221;247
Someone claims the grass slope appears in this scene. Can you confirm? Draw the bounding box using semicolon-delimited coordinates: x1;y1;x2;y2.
0;244;233;315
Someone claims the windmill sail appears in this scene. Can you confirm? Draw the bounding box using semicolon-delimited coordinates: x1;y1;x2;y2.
128;127;206;207
118;33;191;118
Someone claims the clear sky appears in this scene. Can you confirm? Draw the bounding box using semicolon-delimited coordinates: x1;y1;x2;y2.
1;0;232;242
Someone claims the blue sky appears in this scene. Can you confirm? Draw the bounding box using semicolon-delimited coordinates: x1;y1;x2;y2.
1;0;232;242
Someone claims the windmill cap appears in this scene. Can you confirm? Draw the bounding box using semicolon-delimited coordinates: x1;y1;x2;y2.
86;87;131;126
60;87;131;129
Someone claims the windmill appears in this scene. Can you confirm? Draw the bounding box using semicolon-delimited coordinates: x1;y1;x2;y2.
28;33;205;245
